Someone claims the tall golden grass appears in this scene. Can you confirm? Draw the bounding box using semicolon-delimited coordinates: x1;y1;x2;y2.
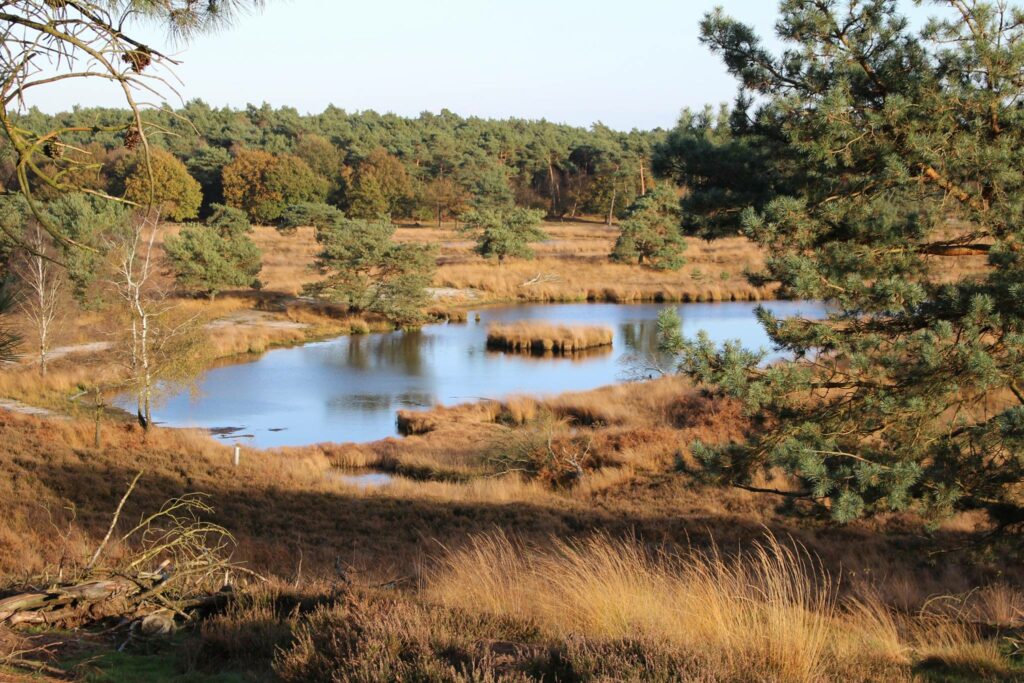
486;321;613;354
437;255;773;304
427;532;1010;682
246;220;777;303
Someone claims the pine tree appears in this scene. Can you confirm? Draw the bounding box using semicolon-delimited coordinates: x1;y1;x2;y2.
611;185;686;270
164;204;262;299
460;207;548;263
658;1;1024;527
303;217;436;325
278;202;344;234
347;171;390;220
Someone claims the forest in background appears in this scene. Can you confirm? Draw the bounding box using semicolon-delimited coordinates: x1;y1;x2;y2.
4;103;664;225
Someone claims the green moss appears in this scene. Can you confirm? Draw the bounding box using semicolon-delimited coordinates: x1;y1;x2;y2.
77;648;247;683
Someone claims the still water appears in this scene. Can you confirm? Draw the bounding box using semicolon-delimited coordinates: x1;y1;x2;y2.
146;301;825;448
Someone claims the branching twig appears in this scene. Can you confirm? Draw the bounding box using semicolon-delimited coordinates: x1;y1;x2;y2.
86;470;143;571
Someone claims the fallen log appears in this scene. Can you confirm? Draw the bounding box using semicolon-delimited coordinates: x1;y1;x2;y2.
0;477;241;635
0;577;155;629
0;575;234;632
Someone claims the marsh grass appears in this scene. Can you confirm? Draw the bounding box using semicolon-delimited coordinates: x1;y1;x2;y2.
486;321;613;354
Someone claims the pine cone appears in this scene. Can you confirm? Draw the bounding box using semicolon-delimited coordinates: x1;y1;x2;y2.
124;127;142;150
123;47;152;74
43;138;63;160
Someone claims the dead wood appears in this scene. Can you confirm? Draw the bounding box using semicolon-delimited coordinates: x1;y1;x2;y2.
0;479;242;635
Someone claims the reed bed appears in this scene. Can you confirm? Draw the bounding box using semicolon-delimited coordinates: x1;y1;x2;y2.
486;321;613;354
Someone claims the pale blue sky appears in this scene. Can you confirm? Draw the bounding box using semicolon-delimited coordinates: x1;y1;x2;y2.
31;0;942;130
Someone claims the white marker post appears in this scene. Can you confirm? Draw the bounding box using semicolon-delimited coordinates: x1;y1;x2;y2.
233;444;240;467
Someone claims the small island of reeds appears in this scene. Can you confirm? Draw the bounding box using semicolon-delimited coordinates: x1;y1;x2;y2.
486;321;613;355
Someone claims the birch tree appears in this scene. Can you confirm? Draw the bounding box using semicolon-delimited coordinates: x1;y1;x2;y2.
12;222;65;376
108;213;201;429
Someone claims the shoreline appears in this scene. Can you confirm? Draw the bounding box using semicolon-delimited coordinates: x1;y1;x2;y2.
0;295;797;444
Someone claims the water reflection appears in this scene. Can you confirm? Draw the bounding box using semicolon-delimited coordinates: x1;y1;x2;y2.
139;300;825;447
328;390;436;413
342;331;430;376
329;393;395;412
619;319;661;356
327;470;394;488
484;346;614;363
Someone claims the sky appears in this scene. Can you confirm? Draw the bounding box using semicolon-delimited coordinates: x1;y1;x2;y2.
26;0;940;131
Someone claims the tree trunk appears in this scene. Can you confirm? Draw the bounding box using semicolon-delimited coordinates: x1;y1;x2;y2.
639;160;647;196
547;158;559;216
140;309;151;431
606;186;617;226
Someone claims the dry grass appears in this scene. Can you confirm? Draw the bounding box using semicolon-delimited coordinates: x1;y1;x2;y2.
195;218;1007;310
438;254;772;304
0;378;1020;680
368;376;749;480
248;220;777;303
428;532;838;681
249;225;320;294
427;532;1010;682
486;321;613;354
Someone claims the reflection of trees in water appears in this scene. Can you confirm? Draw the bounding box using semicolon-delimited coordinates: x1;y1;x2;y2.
344;331;432;376
484;345;613;363
330;393;392;411
618;317;681;380
620;320;662;356
328;391;434;413
396;391;433;408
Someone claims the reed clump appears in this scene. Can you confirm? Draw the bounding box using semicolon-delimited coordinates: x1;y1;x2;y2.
486;321;613;355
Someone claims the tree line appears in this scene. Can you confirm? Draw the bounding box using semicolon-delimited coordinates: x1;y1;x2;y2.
2;103;666;226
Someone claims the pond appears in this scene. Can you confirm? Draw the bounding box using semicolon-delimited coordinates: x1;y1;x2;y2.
142;300;825;448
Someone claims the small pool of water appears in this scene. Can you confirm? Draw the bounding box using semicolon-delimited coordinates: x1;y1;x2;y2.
328;471;395;488
134;300;825;447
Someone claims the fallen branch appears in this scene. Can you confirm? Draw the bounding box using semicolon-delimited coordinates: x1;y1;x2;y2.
1;483;239;634
86;470;143;572
0;639;66;678
520;272;560;287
